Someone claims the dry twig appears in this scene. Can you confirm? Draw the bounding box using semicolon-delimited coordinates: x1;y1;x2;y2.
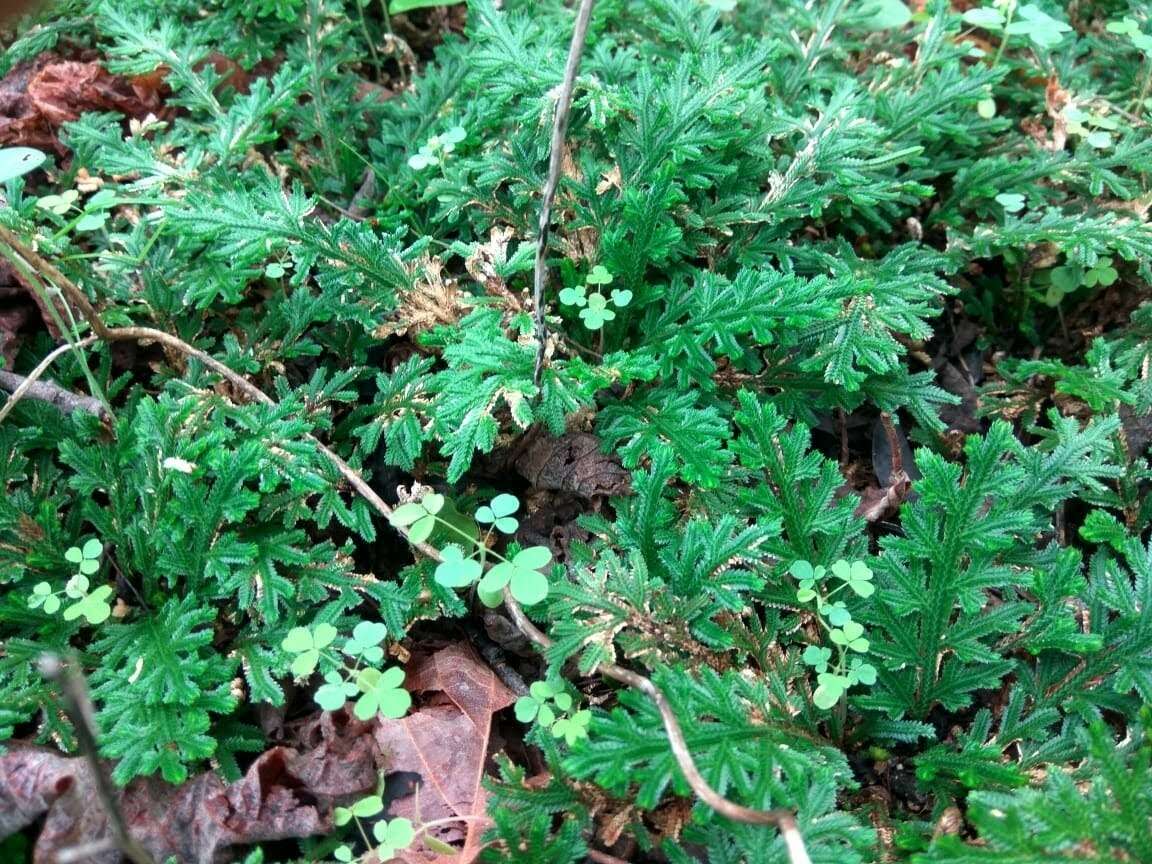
532;0;597;387
0;336;102;426
37;654;155;864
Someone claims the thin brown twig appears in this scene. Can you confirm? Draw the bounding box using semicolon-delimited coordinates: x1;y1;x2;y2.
532;0;598;388
0;336;102;426
6;232;812;864
37;654;154;864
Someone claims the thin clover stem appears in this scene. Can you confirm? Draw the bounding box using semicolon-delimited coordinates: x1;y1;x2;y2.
429;512;518;568
353;816;374;856
8;235;813;864
992;1;1016;68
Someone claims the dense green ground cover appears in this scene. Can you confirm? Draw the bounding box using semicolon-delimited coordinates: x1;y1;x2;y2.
1;0;1151;861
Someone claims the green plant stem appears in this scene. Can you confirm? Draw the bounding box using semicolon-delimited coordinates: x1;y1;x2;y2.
305;0;339;175
993;3;1016;67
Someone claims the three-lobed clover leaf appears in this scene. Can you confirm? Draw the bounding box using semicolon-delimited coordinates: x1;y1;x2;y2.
995;192;1026;213
315;670;358;711
830;620;870;653
29;582;60;614
282;622;338;677
334;793;384;826
1083;258;1119;288
579;292;616;330
813;672;851;709
831;559;875;598
373;817;416;860
551;709;592;746
434;544;483;588
514;680;558;724
478;545;551;606
475;493;520;534
353;666;412;720
388;492;445;545
802;644;833;673
609;288;632;307
847;658;877;686
559;284;588;307
344;621;388;664
65;538;103;576
585;264;613;286
63;585;113;625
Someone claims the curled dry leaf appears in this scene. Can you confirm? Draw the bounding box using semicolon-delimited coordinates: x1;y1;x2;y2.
514;429;630;499
0;745;333;864
0;55;163;152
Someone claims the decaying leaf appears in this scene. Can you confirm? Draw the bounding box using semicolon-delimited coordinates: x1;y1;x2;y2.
513;430;630;499
373;642;514;862
0;55;162;152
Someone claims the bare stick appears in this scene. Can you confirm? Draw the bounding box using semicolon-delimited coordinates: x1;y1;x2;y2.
38;654;154;864
0;336;101;426
532;0;597;387
10;236;810;864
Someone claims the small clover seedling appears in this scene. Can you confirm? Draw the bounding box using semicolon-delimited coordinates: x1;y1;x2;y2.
791;559;877;710
515;680;591;746
562;265;632;330
282;620;411;720
30;538;113;626
332;791;415;864
282;622;338;677
388;492;445;545
413;492;553;606
408;125;466;171
478;545;552;607
476;493;520;534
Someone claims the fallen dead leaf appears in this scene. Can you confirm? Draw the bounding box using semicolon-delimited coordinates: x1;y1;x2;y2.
0;744;336;864
373;642;514;863
0;55;163;152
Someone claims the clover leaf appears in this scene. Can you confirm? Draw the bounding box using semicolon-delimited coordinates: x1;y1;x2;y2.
388;493;444;544
29;582;60;614
63;584;113;625
559;284;588;307
344;621;388;663
315;670;358;711
281;622;338;677
65;538;103;576
579;292;616;330
847;658;877;686
813;672;851;709
353;666;412;720
434;544;483;588
802;644;832;672
1083;258;1118;288
586;264;613;286
1005;4;1071;49
475;493;520;533
609;288;632;307
831;559;875;598
64;574;90;600
478;545;551;605
995;192;1026;213
830;620;869;652
373;817;416;860
551;709;592;745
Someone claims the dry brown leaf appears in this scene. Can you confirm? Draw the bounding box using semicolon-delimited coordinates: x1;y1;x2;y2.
0;56;162;152
374;643;514;863
514;430;631;499
0;745;337;864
